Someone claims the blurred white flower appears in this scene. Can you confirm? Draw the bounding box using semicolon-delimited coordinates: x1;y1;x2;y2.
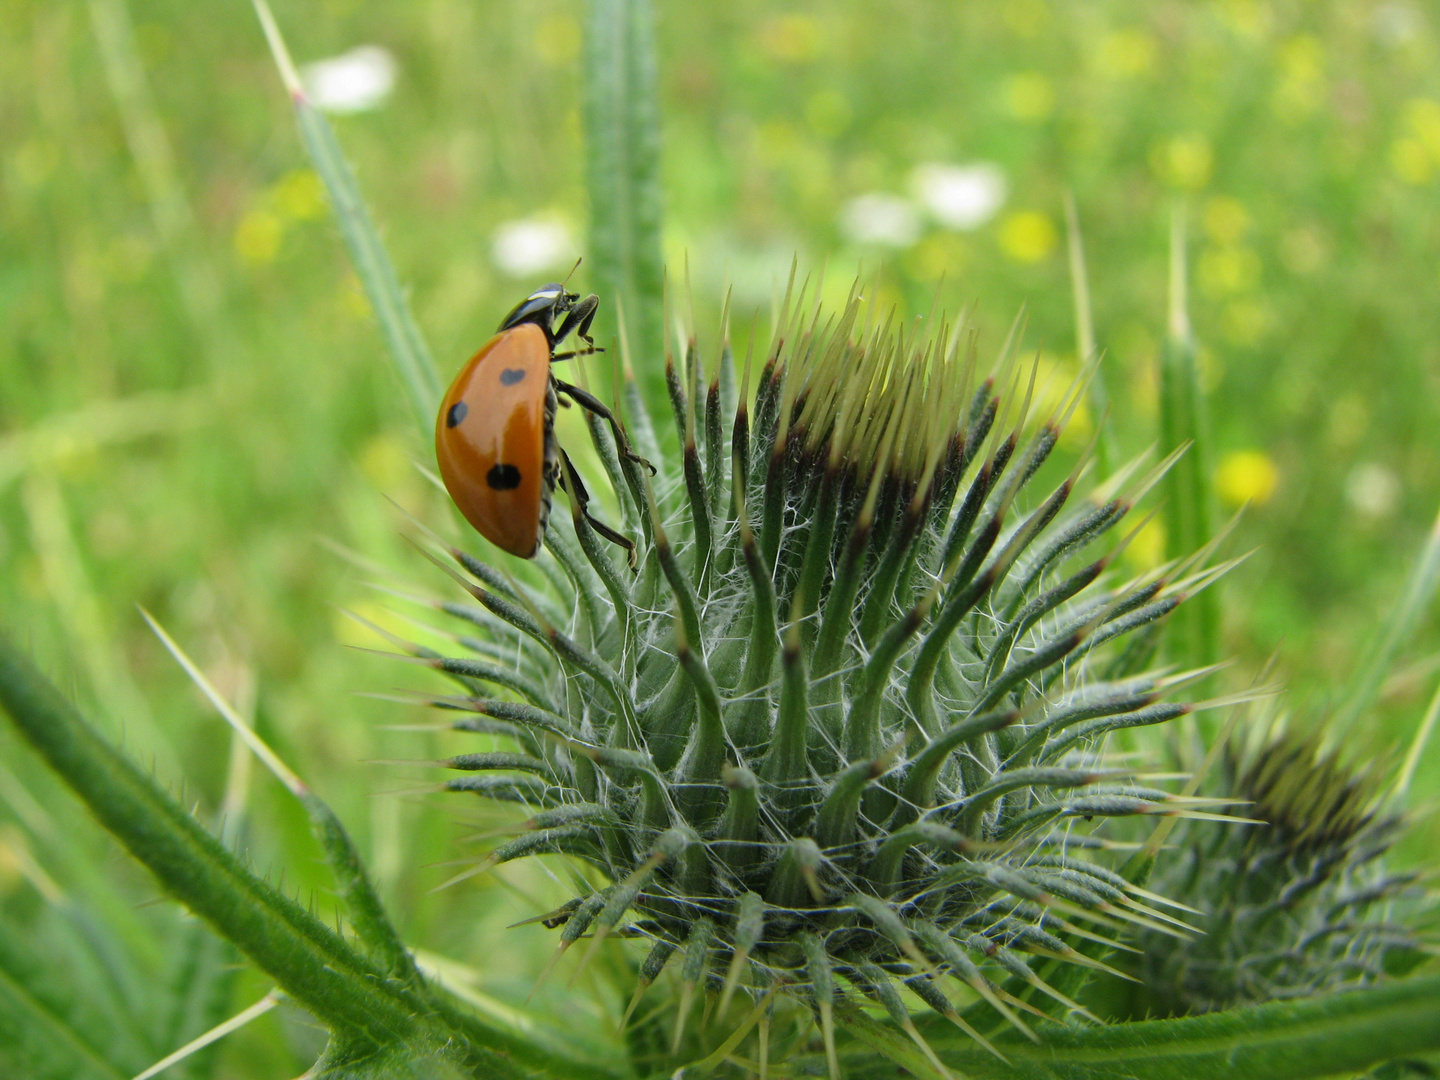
840;193;920;247
911;162;1007;230
1345;462;1401;518
302;46;397;114
1373;3;1420;46
492;218;576;278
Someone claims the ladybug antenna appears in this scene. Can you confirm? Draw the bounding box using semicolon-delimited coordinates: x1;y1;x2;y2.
561;257;584;289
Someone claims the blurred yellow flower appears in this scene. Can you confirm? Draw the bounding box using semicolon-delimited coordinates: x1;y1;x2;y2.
1215;0;1272;38
1216;449;1279;507
1392;99;1440;184
1059;400;1092;449
998;210;1057;263
1028;352;1092;447
1152;134;1213;190
234;210;282;264
1124;516;1166;570
904;231;968;282
1198;245;1261;296
534;14;582;66
1203;196;1249;245
1273;35;1325;121
273;168;326;221
1280;35;1324;82
360;432;413;492
1391;137;1433;184
1004;72;1055;121
1004;0;1048;37
756;15;821;63
1403;97;1440;155
756;119;798;163
1098;29;1156;77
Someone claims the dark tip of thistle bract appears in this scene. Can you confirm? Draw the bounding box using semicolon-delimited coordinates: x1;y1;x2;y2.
400;275;1216;1067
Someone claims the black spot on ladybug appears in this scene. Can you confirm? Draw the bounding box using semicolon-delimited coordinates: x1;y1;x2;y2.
446;401;468;428
499;368;526;386
487;464;522;490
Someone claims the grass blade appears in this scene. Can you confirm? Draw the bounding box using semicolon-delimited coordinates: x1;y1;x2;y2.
253;0;441;439
1159;202;1218;676
1063;191;1111;479
1336;502;1440;731
133;990;279;1080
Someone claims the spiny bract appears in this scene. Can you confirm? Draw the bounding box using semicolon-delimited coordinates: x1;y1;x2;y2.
384;275;1229;1071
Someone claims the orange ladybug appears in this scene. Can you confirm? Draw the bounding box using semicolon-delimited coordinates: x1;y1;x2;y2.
436;282;644;564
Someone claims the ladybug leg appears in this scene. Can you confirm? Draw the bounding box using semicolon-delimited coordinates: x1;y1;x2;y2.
550;346;605;362
553;293;600;350
554;379;657;476
559;450;638;571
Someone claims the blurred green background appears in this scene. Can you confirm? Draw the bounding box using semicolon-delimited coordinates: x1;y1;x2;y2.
4;0;1439;1072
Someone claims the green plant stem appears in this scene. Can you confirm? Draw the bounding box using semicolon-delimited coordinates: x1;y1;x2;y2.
584;0;665;404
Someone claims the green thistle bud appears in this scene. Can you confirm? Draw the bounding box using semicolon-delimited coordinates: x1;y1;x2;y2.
1136;722;1421;1017
393;276;1211;1070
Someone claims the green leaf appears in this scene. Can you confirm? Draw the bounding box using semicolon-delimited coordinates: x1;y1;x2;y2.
254;0;441;440
0;916;133;1080
836;973;1440;1080
584;0;666;402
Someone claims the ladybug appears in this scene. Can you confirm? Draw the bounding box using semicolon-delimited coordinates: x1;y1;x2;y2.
436;281;646;565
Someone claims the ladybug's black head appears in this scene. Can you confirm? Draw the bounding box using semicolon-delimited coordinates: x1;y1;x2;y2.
498;284;576;333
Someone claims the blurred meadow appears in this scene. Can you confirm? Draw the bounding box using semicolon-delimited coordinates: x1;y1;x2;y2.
4;0;1440;1072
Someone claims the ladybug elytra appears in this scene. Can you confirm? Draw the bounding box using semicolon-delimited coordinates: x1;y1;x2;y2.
435;280;646;566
